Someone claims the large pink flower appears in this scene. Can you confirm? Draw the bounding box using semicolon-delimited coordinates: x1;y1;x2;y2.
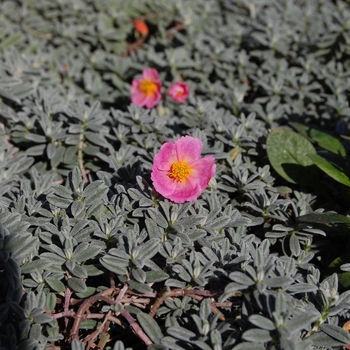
151;136;216;203
131;68;162;109
168;81;189;103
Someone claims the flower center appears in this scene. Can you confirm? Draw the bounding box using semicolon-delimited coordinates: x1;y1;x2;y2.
140;79;158;96
168;161;192;182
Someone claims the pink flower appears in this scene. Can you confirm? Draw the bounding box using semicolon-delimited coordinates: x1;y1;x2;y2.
168;81;189;103
131;68;162;108
151;136;216;203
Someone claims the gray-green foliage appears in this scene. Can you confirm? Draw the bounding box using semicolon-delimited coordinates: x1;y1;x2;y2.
1;0;350;349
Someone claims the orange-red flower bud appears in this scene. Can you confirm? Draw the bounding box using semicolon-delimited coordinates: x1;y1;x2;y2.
134;20;149;36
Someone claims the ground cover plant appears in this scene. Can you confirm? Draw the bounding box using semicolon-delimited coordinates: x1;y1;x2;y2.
2;0;350;349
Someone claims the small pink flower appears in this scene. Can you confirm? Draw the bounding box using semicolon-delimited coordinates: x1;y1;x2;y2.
168;81;189;103
131;68;162;109
151;136;216;203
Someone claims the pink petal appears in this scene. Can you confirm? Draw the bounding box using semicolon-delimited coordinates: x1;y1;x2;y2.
151;166;202;203
189;156;216;190
153;141;177;170
151;136;216;203
143;91;162;109
142;68;159;80
168;180;202;203
151;167;177;198
130;79;141;94
131;92;147;107
175;136;203;163
168;82;189;102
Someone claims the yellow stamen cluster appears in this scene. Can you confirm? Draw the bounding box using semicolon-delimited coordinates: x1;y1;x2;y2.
168;161;192;182
140;79;158;96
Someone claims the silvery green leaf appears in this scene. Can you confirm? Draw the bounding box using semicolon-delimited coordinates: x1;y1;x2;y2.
31;308;52;324
108;248;130;260
175;215;206;227
145;218;164;239
128;280;153;294
191;340;213;350
112;341;127;350
137;312;163;344
71;339;85;350
161;336;187;350
68;264;88;279
242;328;272;342
84;264;103;276
132;267;146;283
67;277;87;293
83;180;108;198
223;282;246;295
136;238;160;260
188;229;207;240
85;131;109;147
286;310;319;332
70;220;90;238
6;234;38;262
146;271;169;283
147;209;169;229
320;324;350;344
164;279;186;289
46;293;56;312
286;282;317;293
40;252;66;265
166;326;196;342
201;247;219;263
74;243;101;262
24;133;47;143
232;343;265;350
199;299;211;321
45;277;65;293
264;276;293;288
308;329;348;347
172;265;191;282
29;323;42;341
46;193;72;208
71;200;85;217
147;345;168;350
289;234;300;256
229;271;255;286
207;215;232;230
51;184;73;199
75;286;96;299
70;167;83;192
21;259;44;273
100;255;128;275
249;314;275;331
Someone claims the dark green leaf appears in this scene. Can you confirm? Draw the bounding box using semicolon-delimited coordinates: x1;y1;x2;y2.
290;122;346;157
266;129;318;185
308;153;350;187
297;212;350;226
